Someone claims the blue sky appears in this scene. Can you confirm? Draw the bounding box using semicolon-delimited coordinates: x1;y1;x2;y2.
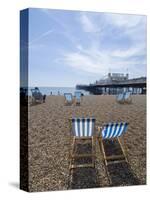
28;8;147;87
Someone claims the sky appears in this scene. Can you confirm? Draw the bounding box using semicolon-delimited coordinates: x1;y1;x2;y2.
28;8;147;87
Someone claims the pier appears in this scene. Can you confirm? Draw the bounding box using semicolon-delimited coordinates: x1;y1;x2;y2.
76;73;146;95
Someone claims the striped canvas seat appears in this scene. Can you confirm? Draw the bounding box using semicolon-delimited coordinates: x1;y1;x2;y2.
64;93;73;102
101;122;128;139
72;118;95;137
116;93;124;101
75;91;81;100
124;92;131;100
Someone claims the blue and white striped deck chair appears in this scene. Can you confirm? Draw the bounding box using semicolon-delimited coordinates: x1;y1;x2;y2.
74;91;82;105
116;93;124;103
69;118;96;169
98;122;129;166
64;93;73;105
31;88;43;104
124;92;132;103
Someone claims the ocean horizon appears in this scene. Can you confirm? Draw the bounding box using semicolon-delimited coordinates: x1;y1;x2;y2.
28;86;89;96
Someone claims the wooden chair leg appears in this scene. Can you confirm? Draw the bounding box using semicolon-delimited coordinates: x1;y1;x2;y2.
69;137;75;169
118;137;128;163
98;138;112;185
99;139;107;166
92;136;96;167
68;136;76;188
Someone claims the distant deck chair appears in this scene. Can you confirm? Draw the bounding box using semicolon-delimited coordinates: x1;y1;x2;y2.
124;92;132;103
116;92;132;104
98;122;129;183
116;93;124;103
74;91;82;105
64;93;73;105
69;118;96;170
31;87;43;104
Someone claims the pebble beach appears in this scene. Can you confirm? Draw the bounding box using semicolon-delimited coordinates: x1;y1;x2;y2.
28;95;146;192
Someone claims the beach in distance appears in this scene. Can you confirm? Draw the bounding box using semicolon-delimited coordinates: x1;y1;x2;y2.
28;94;146;191
29;87;89;96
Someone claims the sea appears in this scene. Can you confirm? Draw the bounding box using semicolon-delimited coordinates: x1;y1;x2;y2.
29;87;89;96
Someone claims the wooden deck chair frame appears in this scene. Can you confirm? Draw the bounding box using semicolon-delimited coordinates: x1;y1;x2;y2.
64;93;73;105
69;118;96;170
97;124;128;185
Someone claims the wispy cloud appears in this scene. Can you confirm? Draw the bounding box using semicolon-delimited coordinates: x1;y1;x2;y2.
29;29;53;47
61;44;146;77
40;9;80;47
79;13;101;33
60;12;146;78
105;14;144;28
